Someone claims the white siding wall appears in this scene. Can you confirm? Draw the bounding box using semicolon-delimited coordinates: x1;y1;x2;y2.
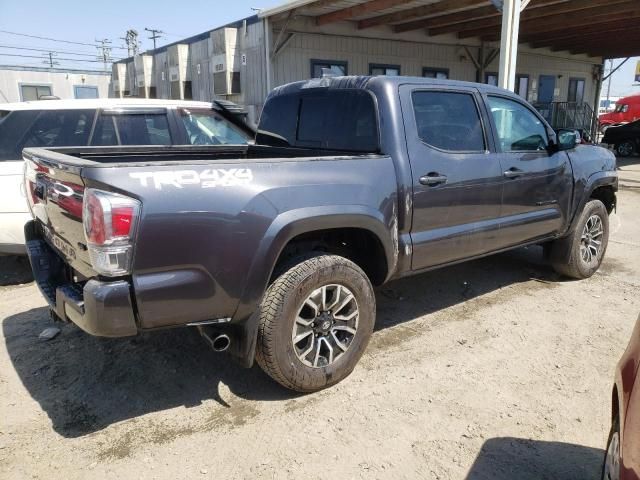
0;68;111;103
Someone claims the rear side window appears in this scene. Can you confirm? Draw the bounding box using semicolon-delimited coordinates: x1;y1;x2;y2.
0;110;39;160
21;109;95;149
179;109;249;145
257;89;378;152
412;91;485;152
113;113;171;145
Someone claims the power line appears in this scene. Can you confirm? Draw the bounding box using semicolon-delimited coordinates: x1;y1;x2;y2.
0;29;128;50
0;52;116;64
0;44;115;58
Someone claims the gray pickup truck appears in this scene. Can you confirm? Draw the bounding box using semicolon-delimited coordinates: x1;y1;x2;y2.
23;76;617;392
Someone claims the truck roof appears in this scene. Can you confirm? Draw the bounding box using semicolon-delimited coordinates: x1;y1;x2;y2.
0;98;214;112
270;75;511;96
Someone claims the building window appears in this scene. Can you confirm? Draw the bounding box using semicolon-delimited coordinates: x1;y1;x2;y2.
485;72;498;86
515;74;529;99
369;64;400;76
74;85;99;99
310;59;348;78
568;78;585;103
20;84;52;101
422;67;449;79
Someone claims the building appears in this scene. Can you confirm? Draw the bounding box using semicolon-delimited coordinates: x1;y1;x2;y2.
0;65;112;103
111;0;640;132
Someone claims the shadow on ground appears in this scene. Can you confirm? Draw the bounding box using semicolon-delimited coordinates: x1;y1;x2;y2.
0;255;33;286
465;437;604;480
3;245;566;438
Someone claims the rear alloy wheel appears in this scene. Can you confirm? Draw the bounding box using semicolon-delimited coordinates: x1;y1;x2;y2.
616;140;635;157
256;254;375;392
602;416;620;480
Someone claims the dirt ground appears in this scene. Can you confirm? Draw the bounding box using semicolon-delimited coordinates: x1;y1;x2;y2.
1;158;639;480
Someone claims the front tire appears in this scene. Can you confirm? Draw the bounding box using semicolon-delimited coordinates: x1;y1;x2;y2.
256;254;375;392
616;140;635;157
602;415;621;480
551;199;609;279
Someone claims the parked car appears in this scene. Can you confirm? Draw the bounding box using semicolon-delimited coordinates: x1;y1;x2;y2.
23;76;617;392
0;98;253;255
602;120;640;157
600;94;640;132
603;314;640;480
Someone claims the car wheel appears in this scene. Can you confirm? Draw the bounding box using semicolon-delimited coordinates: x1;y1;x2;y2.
616;140;635;157
551;199;609;279
602;415;621;480
256;254;375;392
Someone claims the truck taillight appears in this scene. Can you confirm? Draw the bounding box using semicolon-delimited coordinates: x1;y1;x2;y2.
82;188;141;277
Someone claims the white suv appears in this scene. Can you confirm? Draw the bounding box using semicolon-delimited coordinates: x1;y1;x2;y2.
0;98;253;254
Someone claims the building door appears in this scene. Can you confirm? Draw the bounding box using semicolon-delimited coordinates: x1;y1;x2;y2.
399;84;503;270
538;75;556;103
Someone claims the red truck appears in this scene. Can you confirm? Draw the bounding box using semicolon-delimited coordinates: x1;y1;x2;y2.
600;94;640;132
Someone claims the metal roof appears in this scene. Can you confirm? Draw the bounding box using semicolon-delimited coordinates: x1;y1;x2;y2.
260;0;640;59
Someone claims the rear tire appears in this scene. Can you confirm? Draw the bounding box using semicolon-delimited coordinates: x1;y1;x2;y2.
256;254;375;392
551;199;609;279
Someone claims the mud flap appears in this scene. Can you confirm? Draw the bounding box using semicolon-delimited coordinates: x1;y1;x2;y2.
226;310;260;368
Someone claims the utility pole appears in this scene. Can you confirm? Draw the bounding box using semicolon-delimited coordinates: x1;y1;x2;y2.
121;29;140;57
145;27;164;49
95;38;112;72
42;52;59;68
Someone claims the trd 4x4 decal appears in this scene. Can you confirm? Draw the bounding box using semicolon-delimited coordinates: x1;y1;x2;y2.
129;168;253;190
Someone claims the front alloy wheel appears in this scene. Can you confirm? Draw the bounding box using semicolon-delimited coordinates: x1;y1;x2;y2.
616;140;635;157
602;420;620;480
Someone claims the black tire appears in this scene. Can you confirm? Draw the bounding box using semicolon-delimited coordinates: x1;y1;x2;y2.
256;254;375;392
602;415;620;480
551;199;609;279
615;140;635;157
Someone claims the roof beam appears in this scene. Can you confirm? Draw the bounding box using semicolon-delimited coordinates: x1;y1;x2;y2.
463;4;640;39
316;0;415;26
393;4;500;33
537;31;640;51
429;0;623;37
357;0;489;30
570;38;640;55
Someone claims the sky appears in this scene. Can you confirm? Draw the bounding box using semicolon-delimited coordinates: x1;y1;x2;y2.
0;0;638;98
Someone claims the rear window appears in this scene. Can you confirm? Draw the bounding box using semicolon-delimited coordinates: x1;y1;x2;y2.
257;89;379;152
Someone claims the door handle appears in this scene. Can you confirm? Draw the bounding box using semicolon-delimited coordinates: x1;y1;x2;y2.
420;173;448;186
503;167;524;179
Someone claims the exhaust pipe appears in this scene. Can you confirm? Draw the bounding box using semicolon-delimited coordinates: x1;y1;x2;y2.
198;326;231;352
211;334;230;352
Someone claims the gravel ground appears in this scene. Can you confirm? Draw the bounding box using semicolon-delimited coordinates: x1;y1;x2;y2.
1;160;639;480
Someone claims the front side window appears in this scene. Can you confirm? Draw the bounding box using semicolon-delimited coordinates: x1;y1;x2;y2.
22;110;95;149
412;91;485;152
180;109;249;145
113;113;171;145
487;96;548;152
311;60;347;78
370;64;400;76
257;89;378;152
422;68;449;79
21;84;52;101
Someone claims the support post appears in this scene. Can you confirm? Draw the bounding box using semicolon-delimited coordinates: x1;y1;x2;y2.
264;17;272;96
497;0;521;90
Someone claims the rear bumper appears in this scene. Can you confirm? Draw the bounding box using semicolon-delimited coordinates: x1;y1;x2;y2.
25;220;138;337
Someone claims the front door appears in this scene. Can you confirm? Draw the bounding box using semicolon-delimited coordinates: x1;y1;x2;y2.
400;84;503;270
538;75;556;103
485;94;572;246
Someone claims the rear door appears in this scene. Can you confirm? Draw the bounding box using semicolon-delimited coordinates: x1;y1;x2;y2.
485;94;572;246
399;84;504;270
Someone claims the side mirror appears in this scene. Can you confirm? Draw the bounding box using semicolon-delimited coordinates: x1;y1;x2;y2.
556;129;579;151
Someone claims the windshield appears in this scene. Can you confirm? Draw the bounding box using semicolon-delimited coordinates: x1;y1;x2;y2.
614;104;629;113
180;109;249;145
